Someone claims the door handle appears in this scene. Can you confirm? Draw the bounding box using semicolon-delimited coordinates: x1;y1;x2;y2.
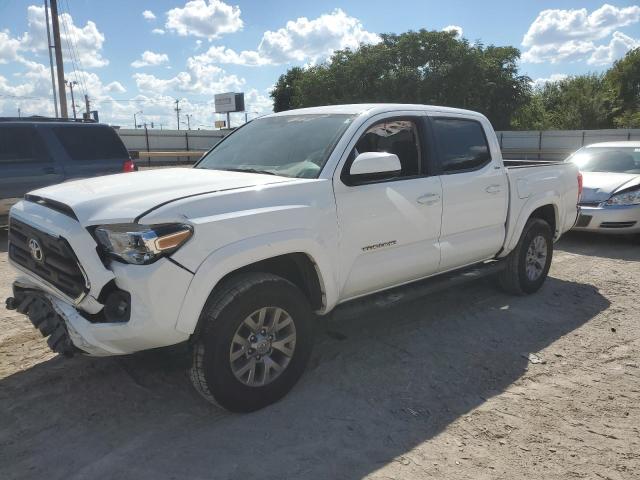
485;184;502;194
42;167;55;174
417;193;441;205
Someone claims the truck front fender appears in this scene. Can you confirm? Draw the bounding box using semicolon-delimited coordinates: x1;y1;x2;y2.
174;229;338;334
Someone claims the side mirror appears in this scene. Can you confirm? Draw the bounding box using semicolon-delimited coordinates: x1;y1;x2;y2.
349;151;401;177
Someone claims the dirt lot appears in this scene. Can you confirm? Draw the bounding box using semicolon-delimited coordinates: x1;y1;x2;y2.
0;229;638;480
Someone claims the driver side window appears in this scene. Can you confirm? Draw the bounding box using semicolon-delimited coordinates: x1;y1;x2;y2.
343;118;423;184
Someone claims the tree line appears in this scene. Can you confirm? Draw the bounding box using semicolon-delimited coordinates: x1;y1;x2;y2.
270;30;640;130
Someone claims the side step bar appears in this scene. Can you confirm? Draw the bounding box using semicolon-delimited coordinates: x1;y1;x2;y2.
332;260;505;321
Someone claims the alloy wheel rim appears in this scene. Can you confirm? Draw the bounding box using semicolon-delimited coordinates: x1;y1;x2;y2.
525;234;548;281
229;307;296;387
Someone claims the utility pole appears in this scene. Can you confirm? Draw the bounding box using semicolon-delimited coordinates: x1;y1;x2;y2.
186;114;192;130
50;0;68;118
84;94;90;116
65;80;78;119
174;99;181;130
44;0;58;117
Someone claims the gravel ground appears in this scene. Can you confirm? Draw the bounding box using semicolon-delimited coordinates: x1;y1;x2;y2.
0;228;638;480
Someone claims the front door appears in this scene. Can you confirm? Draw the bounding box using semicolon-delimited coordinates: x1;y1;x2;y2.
334;115;443;300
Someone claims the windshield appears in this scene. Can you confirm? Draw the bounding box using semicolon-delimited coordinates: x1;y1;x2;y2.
196;114;355;178
567;146;640;173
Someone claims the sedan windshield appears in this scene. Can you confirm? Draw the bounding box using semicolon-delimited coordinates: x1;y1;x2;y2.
567;146;640;173
196;114;355;178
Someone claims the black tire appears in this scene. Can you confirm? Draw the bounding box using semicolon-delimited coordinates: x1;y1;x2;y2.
189;273;314;412
498;218;553;295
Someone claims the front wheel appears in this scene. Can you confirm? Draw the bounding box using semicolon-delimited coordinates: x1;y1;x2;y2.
498;218;553;295
189;273;314;412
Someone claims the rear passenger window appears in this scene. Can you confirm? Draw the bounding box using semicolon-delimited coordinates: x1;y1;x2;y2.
351;119;422;177
432;118;491;173
53;126;128;161
0;127;47;164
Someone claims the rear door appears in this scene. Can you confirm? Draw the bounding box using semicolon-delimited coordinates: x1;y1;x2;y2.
0;125;64;207
49;125;129;180
431;116;508;271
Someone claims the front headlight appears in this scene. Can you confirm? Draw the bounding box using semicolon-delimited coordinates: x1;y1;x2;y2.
605;189;640;206
93;223;193;265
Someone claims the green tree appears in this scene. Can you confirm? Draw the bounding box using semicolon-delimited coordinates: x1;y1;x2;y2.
606;47;640;127
538;74;613;130
271;67;304;112
270;30;531;129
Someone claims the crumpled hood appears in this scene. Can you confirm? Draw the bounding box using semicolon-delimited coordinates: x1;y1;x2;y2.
580;171;640;203
27;168;291;225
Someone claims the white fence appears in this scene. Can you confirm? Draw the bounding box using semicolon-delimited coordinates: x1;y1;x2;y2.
117;127;640;165
117;128;226;165
497;129;640;160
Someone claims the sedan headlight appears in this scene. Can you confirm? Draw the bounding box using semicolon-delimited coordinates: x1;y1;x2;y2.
93;223;193;265
605;189;640;206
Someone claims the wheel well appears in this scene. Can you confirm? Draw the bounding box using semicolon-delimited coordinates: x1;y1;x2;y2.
530;204;556;235
220;253;324;311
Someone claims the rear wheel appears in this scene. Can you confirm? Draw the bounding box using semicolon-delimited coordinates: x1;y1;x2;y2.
189;273;314;412
498;218;553;295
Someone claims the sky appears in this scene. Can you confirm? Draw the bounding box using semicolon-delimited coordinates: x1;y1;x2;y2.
0;0;639;129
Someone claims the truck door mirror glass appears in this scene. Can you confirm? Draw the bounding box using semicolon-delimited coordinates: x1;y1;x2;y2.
349;151;401;177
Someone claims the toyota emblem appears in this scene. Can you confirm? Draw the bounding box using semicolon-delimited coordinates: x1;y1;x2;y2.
28;238;44;263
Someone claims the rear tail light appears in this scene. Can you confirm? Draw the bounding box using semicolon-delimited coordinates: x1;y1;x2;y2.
577;171;583;201
123;160;137;172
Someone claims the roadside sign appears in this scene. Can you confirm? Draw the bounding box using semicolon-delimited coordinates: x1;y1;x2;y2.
214;92;245;113
214;120;226;129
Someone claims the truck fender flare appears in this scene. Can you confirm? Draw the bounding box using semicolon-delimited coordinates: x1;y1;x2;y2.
501;191;561;256
174;229;337;334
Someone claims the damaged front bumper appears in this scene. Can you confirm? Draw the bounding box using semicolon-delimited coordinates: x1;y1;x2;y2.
6;287;80;357
6;201;195;357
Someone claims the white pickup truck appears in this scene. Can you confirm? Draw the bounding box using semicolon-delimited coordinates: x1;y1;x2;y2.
6;104;580;411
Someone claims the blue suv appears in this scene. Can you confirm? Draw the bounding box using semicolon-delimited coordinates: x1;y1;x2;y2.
0;118;136;221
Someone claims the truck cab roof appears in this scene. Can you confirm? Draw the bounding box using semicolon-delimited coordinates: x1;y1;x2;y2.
266;103;487;118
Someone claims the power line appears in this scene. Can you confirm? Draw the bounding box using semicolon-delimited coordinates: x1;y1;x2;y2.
58;1;86;98
62;0;88;95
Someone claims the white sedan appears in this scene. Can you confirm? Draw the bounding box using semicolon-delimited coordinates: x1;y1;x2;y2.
568;141;640;234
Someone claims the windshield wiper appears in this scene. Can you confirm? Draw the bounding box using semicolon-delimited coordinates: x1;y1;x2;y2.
219;168;279;176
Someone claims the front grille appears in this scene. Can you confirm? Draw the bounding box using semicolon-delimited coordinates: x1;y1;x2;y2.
575;214;592;227
8;217;87;299
600;221;637;229
579;201;601;207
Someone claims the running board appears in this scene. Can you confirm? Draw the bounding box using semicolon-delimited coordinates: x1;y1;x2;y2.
332;260;505;321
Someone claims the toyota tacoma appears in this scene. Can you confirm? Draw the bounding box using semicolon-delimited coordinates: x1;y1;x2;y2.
6;104;581;412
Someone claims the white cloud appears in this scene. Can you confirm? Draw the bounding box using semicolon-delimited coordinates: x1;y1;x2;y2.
522;4;640;65
19;5;108;68
523;4;640;47
131;51;170;68
105;81;126;94
442;25;463;38
531;73;568;89
193;8;379;67
142;10;156;21
244;88;273;114
522;40;596;64
258;9;379;64
152;28;165;35
191;46;270;66
165;0;243;39
588;31;640;65
0;31;21;64
133;62;244;96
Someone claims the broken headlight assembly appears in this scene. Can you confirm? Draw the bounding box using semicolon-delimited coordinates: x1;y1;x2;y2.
605;189;640;206
93;223;193;265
